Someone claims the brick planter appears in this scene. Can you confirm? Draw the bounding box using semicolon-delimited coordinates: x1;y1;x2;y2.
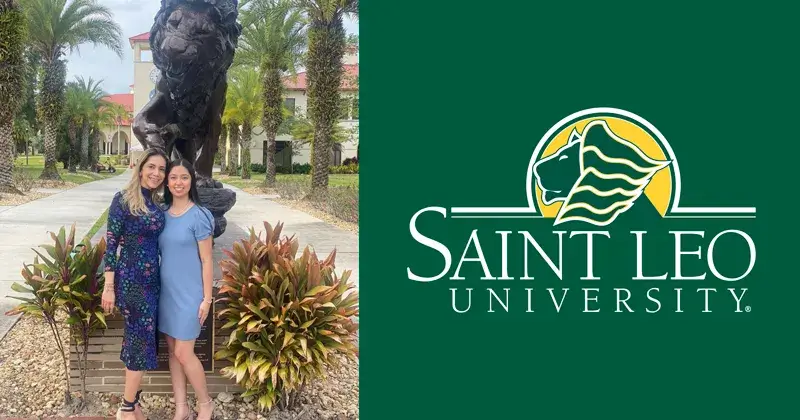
68;291;240;396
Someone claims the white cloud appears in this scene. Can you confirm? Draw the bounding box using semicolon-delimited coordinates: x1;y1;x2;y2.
65;0;359;95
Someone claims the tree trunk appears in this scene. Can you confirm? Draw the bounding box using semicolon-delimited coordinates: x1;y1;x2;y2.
40;119;62;179
67;122;77;173
240;121;252;180
265;134;276;186
306;16;346;195
38;59;66;181
0;118;21;194
227;123;239;176
80;120;89;170
262;68;283;187
309;141;314;176
219;124;227;172
90;129;100;167
0;0;25;192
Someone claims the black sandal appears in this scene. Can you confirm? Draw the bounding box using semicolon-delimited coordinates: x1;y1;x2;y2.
134;390;151;420
116;396;136;420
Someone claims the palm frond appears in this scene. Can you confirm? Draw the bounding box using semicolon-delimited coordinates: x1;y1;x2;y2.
21;0;124;61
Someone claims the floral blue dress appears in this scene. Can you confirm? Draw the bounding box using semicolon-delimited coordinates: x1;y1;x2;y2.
104;187;165;371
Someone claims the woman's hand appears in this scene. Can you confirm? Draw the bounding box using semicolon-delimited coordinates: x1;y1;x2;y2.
198;299;212;325
101;286;115;314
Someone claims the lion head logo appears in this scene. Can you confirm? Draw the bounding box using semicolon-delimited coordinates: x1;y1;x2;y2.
533;119;671;226
532;130;582;206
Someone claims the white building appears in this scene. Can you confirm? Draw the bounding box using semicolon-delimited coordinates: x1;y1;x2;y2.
247;45;360;168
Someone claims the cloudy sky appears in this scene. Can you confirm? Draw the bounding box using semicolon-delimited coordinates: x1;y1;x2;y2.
65;0;360;95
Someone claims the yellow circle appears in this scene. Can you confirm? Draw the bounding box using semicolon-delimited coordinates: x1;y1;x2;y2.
535;116;672;217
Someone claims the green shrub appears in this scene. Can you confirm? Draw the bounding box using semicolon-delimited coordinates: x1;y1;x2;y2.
215;222;359;412
250;163;266;173
5;224;109;410
329;164;358;174
292;163;311;174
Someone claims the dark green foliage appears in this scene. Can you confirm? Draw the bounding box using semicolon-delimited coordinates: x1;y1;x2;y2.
0;0;26;120
0;0;27;191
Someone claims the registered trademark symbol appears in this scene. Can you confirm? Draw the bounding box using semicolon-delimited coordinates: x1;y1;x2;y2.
745;306;751;312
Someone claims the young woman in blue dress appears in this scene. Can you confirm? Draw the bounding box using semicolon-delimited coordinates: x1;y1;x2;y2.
159;158;216;420
101;147;169;420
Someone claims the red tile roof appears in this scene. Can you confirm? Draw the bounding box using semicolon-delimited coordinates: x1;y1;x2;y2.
129;32;150;48
101;94;134;126
283;64;358;91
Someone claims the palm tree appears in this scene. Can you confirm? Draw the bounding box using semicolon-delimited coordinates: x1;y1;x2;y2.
224;121;240;176
72;77;105;169
292;0;358;194
224;67;263;180
21;0;123;180
101;101;128;158
237;0;306;187
217;124;228;172
0;0;27;193
63;82;92;172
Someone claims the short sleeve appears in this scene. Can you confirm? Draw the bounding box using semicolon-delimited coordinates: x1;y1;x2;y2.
193;206;214;241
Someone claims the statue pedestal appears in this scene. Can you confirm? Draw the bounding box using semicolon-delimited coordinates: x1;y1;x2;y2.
197;186;236;238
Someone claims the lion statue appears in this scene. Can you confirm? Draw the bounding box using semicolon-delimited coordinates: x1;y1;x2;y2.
133;0;242;188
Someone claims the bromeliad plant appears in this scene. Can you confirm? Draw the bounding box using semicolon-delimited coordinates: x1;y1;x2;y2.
5;249;71;405
215;221;359;412
5;223;108;411
62;225;108;409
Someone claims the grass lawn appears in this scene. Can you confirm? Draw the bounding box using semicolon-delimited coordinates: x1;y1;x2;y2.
15;155;120;185
83;208;109;242
216;172;359;190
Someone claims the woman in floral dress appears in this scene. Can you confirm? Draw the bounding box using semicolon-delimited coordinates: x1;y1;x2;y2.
101;148;169;420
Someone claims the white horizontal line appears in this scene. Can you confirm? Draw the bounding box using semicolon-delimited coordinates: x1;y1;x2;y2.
451;215;544;219
450;207;538;214
672;207;756;214
664;215;756;219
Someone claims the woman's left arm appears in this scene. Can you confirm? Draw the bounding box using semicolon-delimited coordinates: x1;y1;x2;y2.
197;236;214;325
195;207;216;325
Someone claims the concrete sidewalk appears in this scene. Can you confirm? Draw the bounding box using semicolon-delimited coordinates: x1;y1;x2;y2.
216;183;359;288
0;171;129;339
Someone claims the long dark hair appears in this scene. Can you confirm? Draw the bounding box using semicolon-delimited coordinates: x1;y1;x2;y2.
164;158;202;207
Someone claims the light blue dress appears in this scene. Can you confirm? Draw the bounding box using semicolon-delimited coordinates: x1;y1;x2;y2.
158;204;215;341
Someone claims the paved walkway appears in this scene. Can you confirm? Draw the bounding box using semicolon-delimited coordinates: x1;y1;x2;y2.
0;172;129;340
219;183;359;288
1;170;359;340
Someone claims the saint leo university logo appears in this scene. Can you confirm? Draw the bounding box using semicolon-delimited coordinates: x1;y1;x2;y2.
454;107;756;221
408;108;758;314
